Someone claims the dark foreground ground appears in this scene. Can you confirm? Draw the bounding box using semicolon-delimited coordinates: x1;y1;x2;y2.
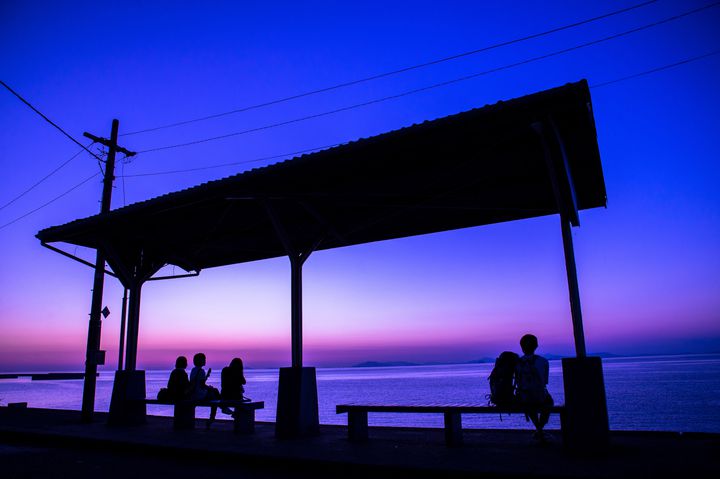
1;407;718;479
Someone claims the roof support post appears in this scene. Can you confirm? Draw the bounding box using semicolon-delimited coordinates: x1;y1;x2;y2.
262;200;322;437
289;254;304;368
101;243;163;372
103;249;163;427
123;281;143;371
533;120;587;358
118;288;128;370
108;280;147;427
263;200;322;368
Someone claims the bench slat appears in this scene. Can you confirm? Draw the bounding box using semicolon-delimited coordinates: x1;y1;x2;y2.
336;403;566;447
336;404;564;414
143;399;264;410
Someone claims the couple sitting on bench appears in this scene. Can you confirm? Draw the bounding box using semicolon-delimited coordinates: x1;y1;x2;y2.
160;353;250;427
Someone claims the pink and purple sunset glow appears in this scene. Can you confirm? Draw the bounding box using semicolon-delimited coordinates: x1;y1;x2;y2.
1;1;719;371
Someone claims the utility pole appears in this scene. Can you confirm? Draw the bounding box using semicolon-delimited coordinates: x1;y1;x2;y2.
80;119;135;422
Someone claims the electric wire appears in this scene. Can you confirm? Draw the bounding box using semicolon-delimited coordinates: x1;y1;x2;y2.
4;15;718;229
0;80;104;162
120;0;660;137
122;144;341;177
2;47;715;229
591;49;720;88
125;48;720;178
0;173;100;231
0;143;94;211
122;160;127;206
136;1;720;154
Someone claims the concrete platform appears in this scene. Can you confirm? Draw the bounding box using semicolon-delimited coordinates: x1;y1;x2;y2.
1;406;718;478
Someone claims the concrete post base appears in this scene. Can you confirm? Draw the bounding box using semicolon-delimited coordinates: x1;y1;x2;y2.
173;403;195;430
562;357;609;452
107;370;146;426
275;366;319;438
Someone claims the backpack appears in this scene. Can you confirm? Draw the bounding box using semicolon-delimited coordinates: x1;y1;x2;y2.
488;351;519;407
515;355;546;404
157;387;171;402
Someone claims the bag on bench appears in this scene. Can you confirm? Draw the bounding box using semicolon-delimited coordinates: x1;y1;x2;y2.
488;351;519;407
157;387;171;402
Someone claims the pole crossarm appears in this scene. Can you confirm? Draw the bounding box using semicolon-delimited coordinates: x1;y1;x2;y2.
83;131;136;159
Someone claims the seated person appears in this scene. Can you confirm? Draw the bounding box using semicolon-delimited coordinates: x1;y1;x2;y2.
157;356;189;402
167;355;190;400
515;334;554;441
220;357;249;415
189;352;220;427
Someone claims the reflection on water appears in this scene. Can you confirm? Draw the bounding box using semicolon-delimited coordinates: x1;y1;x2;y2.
1;354;719;432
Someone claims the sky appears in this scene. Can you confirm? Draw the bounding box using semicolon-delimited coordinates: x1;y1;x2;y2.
1;0;719;371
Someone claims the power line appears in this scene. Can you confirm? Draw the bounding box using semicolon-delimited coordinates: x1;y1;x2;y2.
0;145;93;211
122;144;341;177
0;80;104;162
0;172;100;231
136;1;720;154
3;46;715;230
121;0;660;137
126;48;720;179
591;49;720;88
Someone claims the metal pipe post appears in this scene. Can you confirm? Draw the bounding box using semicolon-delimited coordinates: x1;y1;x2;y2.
124;283;142;371
560;217;587;358
118;288;128;370
290;256;303;368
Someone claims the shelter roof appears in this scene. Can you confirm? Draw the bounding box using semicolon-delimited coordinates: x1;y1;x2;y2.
37;80;606;273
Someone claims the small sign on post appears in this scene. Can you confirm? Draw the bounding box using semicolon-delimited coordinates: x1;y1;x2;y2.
95;350;106;365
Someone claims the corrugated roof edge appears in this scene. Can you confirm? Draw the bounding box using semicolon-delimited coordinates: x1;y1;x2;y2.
37;80;591;241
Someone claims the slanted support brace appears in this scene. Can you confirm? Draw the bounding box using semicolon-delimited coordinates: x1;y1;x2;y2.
559;217;587;358
533;120;587;358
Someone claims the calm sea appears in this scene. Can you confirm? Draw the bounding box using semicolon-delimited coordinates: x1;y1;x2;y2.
1;354;719;433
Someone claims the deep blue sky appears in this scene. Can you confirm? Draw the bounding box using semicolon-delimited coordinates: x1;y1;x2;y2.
1;1;719;370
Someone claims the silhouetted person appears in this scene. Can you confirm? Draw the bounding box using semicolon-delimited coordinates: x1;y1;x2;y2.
189;352;220;427
515;334;553;440
157;356;190;402
220;357;249;415
167;355;190;400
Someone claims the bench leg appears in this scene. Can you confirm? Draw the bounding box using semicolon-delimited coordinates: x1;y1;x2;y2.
233;408;256;434
174;403;196;430
444;412;463;446
347;410;368;442
559;410;567;446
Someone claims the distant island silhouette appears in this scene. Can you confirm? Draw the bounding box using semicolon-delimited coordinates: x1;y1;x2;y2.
353;361;421;368
352;353;620;368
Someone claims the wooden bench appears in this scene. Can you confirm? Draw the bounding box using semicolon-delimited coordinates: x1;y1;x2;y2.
144;399;264;433
336;403;566;446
